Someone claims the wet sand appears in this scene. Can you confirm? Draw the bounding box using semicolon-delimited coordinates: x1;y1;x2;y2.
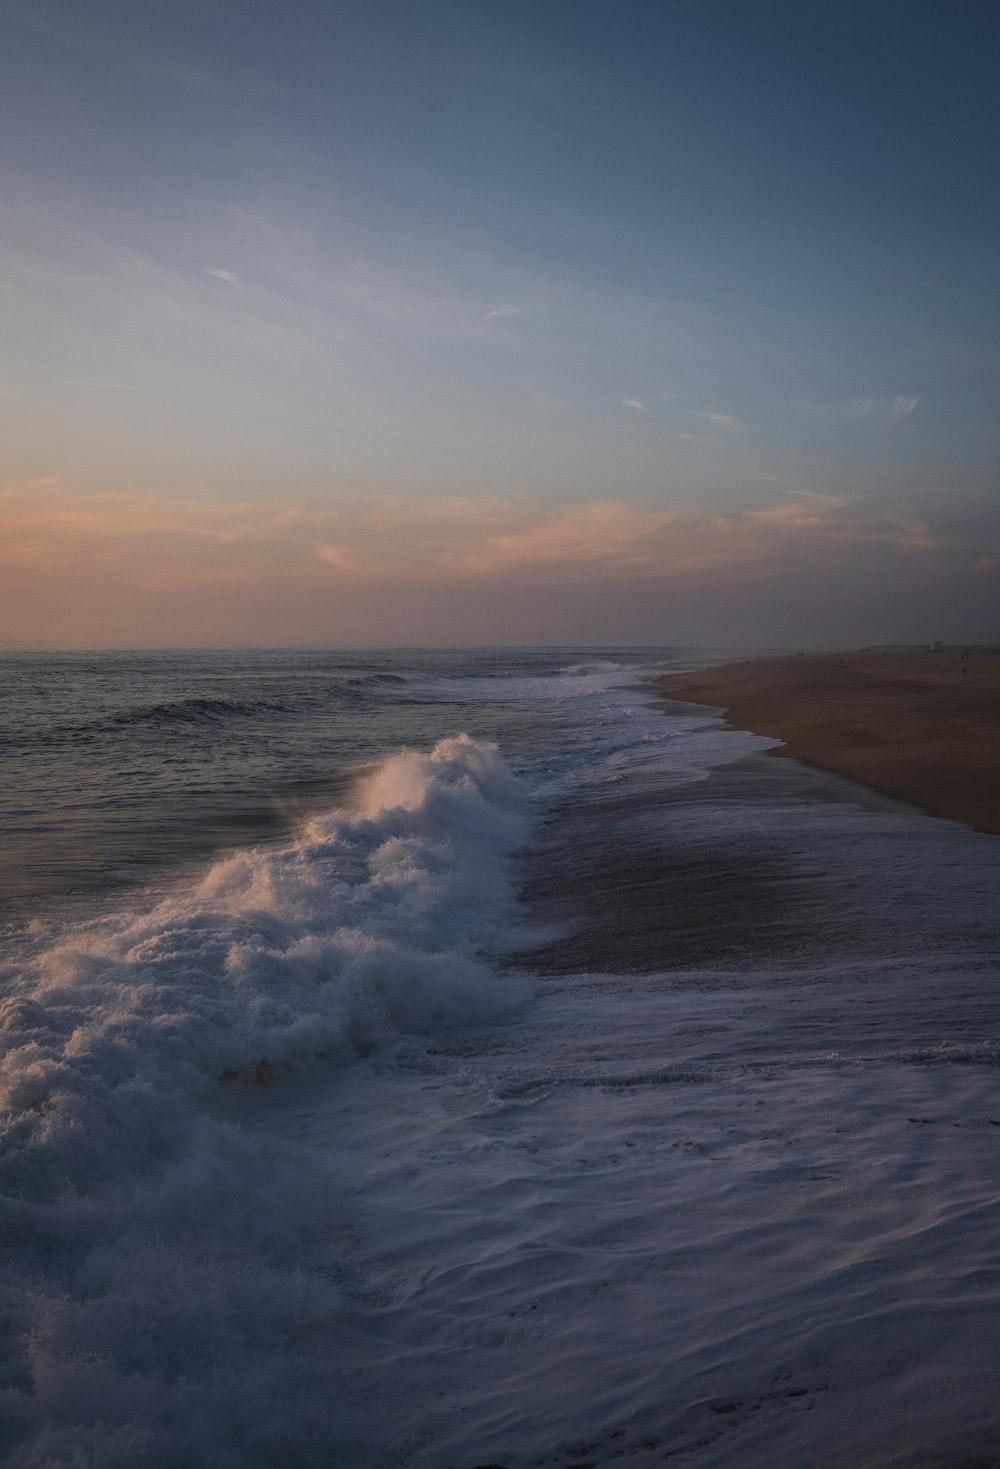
660;650;1000;836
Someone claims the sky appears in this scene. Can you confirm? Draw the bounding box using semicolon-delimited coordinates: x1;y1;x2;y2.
2;0;1000;646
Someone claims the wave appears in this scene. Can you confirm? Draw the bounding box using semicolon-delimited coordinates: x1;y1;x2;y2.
0;697;295;747
0;734;534;1466
110;695;287;727
557;660;626;675
342;671;411;688
50;678;412;739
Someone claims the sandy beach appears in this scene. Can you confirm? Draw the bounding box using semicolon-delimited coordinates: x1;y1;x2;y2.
661;649;1000;836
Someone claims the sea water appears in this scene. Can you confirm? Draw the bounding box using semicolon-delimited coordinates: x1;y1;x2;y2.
2;647;1000;1468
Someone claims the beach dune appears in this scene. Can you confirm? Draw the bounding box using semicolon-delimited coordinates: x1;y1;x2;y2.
660;649;1000;836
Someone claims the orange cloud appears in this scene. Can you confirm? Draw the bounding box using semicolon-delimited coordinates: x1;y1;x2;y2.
0;481;950;583
0;478;971;643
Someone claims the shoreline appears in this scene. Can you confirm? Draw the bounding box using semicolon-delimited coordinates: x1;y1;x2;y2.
659;649;1000;837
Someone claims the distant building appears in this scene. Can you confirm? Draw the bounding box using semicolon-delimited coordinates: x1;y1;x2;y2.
929;640;943;652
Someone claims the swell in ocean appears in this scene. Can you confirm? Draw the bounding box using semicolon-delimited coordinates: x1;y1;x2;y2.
4;649;1000;1468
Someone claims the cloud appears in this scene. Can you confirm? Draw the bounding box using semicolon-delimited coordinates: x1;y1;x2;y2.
314;543;355;571
207;268;241;286
421;499;670;577
687;409;740;431
2;478;990;644
622;398;649;412
0;479;958;588
810;396;920;421
338;265;524;343
844;396;919;421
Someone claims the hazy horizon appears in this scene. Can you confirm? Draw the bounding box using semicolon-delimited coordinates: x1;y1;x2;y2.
1;639;987;654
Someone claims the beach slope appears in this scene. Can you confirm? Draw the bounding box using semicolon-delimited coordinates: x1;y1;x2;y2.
661;650;1000;835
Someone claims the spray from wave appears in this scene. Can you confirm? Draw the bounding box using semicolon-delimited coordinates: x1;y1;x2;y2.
0;735;533;1468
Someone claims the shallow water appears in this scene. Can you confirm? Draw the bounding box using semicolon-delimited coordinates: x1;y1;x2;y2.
2;647;1000;1467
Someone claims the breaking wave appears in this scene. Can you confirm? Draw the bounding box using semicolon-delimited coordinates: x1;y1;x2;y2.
0;734;533;1467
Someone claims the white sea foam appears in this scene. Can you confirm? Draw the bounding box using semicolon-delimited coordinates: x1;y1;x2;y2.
0;734;533;1467
429;659;773;805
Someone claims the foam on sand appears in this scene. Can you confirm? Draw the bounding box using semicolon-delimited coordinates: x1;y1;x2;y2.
661;649;1000;834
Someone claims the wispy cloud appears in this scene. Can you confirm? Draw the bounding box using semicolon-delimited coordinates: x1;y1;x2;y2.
809;395;920;422
0;480;957;588
207;268;241;286
4;476;986;643
337;263;528;344
851;395;919;421
622;397;649;413
688;409;740;431
314;543;355;571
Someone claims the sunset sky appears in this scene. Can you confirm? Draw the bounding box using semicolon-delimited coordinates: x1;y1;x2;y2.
3;0;999;645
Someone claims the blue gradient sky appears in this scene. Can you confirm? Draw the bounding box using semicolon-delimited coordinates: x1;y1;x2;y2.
3;0;999;644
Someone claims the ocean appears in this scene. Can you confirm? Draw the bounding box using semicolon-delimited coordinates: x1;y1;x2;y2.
3;647;1000;1469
